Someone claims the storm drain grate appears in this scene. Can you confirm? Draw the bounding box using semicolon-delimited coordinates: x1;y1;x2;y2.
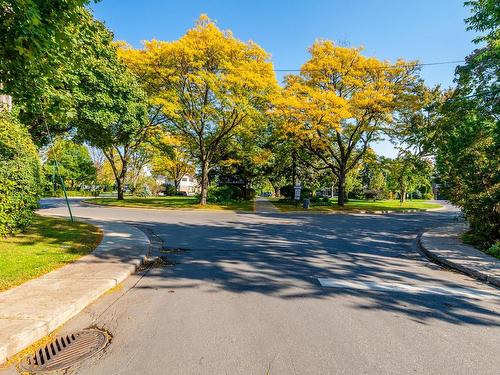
19;329;109;373
160;247;190;254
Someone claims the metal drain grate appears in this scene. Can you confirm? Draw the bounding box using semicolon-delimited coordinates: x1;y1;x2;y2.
160;247;190;254
19;329;109;373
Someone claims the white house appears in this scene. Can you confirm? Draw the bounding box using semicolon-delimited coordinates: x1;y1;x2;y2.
156;173;199;195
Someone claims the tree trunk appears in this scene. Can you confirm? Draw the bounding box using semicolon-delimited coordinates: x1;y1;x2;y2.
117;179;124;200
116;161;128;200
199;159;209;205
273;186;281;197
174;179;180;193
243;181;249;200
400;188;406;204
337;171;346;206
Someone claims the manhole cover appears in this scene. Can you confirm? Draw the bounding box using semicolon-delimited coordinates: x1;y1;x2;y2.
19;329;109;373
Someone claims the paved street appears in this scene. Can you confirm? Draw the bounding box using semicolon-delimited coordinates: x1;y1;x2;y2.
18;199;500;374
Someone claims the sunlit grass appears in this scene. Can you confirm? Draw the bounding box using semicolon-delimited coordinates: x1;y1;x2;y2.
0;215;102;291
89;196;254;211
270;198;442;212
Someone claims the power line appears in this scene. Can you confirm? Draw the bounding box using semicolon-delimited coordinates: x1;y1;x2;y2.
272;60;465;72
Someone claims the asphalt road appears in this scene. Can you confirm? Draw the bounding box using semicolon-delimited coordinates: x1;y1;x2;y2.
12;199;500;374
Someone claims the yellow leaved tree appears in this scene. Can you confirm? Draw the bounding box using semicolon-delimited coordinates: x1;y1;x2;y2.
150;134;195;193
119;15;278;204
275;40;419;205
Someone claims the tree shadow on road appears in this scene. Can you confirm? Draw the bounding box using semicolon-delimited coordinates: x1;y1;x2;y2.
79;209;500;327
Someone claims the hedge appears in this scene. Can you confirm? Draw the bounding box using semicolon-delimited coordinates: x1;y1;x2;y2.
0;112;42;236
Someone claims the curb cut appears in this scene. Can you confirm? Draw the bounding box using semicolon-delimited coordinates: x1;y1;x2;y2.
0;219;152;366
418;226;500;288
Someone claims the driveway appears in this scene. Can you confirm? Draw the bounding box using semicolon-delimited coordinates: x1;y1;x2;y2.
9;198;499;374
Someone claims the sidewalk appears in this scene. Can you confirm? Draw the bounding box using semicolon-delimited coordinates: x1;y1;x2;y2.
419;223;500;288
0;220;150;365
255;197;281;213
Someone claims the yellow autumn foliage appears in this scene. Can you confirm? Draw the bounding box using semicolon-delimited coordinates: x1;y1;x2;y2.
118;15;279;203
275;40;418;153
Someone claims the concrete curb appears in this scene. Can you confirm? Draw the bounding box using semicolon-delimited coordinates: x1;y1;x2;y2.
278;208;433;215
0;218;151;365
418;224;500;288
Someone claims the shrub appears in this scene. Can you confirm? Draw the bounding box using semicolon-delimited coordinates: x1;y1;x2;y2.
140;185;152;197
300;188;312;199
310;195;332;206
280;184;294;199
423;191;435;200
486;242;500;259
310;196;321;203
207;184;241;202
0;113;42;236
411;190;423;199
164;184;177;196
364;189;386;201
280;185;312;200
347;190;364;199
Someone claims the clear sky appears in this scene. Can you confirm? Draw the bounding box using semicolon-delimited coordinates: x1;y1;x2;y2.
90;0;477;158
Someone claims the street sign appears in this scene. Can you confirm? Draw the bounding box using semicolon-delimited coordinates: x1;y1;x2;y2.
294;185;301;200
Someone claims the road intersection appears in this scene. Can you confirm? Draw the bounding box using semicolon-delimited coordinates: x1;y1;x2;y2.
4;198;497;375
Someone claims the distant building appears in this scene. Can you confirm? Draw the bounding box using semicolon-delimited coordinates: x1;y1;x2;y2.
0;83;12;112
156;173;199;195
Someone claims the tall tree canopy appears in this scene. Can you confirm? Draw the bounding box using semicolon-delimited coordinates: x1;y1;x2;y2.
45;139;96;190
275;40;418;205
403;0;499;247
71;16;148;200
0;1;99;143
119;15;278;204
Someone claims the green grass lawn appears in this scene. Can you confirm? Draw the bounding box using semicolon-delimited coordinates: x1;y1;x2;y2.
270;198;442;212
88;196;255;211
0;215;102;291
43;190;97;197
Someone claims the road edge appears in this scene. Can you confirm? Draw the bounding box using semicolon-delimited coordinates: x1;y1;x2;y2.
0;219;152;366
417;225;500;288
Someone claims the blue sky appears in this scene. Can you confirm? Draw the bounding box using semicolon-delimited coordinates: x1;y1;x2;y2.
91;0;477;157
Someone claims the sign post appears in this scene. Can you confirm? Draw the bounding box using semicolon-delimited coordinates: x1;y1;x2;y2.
294;184;301;208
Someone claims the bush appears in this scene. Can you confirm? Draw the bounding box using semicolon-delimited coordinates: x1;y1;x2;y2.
207;184;241;202
164;184;177;196
310;196;321;203
139;185;152;197
411;190;423;199
364;189;386;201
423;191;434;200
0;113;42;236
347;190;364;199
280;185;294;199
280;185;312;200
486;242;500;259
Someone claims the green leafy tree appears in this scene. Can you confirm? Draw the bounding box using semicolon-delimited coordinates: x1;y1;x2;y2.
45;139;96;191
261;134;294;197
72;18;148;200
387;154;432;204
0;111;42;236
344;168;363;199
435;96;498;247
410;1;499;247
0;2;98;143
